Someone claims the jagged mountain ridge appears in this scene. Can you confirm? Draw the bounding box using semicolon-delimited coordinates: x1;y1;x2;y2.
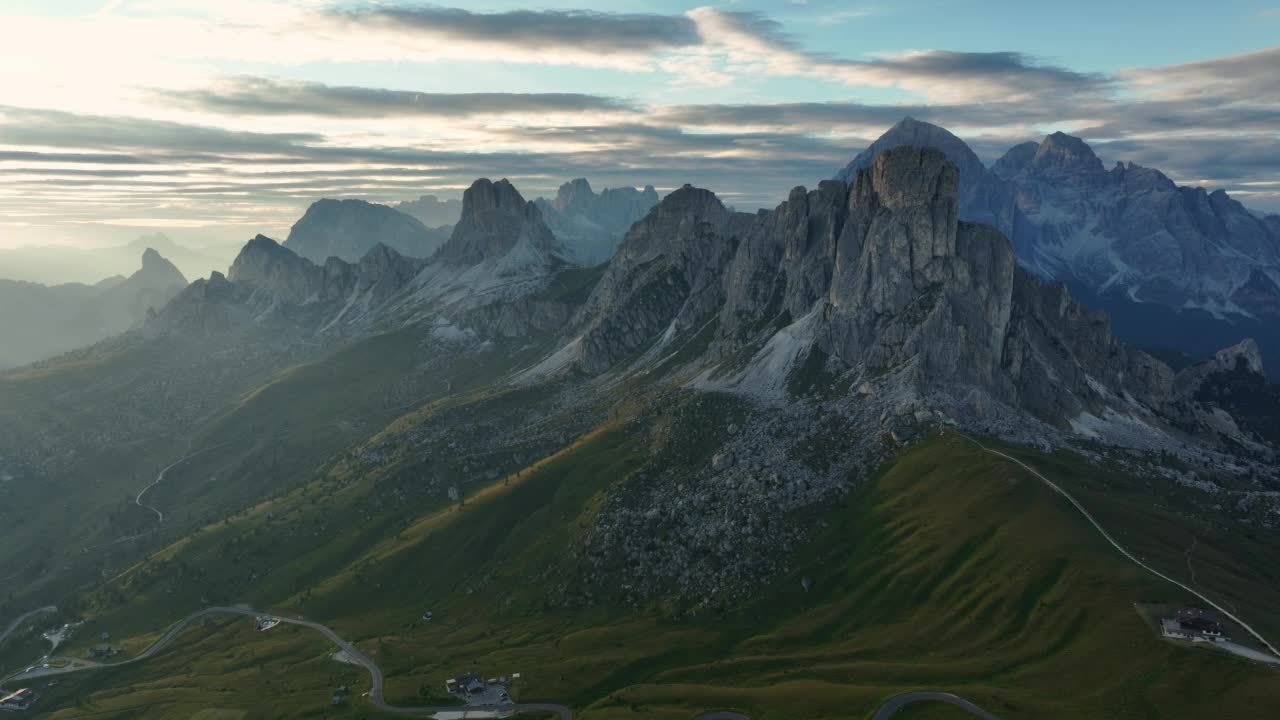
152;178;578;341
563;146;1182;437
393;194;462;229
433;178;563;267
534;178;660;266
839;117;1280;377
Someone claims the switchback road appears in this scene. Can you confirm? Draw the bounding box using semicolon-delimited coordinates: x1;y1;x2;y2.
2;605;570;719
0;606;55;647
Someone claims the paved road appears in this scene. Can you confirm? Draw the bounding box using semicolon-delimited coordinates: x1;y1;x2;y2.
0;606;56;647
2;606;571;719
135;443;238;525
959;433;1280;662
872;691;1000;719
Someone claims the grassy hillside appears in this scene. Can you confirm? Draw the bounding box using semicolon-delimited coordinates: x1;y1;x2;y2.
20;432;1280;719
0;324;554;620
991;440;1280;646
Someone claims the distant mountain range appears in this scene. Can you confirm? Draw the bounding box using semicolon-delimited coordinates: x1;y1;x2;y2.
840;117;1280;377
535;178;659;265
283;198;450;264
131;149;1269;458
0;233;235;287
285;180;658;269
0;248;187;368
155;177;579;342
394;194;463;228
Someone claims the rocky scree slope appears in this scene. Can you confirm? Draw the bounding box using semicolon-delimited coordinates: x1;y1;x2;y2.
549;146;1280;605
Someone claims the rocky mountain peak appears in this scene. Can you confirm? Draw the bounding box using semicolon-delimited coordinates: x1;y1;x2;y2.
832;146;964;323
461;178;527;216
839;117;1010;230
136;247;186;286
284;198;443;264
228;234;321;305
435;178;560;267
992;141;1039;179
534;179;662;266
1030;131;1104;175
1173;338;1267;399
858;144;960;218
553;178;595;214
838;117;986;184
1214;338;1265;375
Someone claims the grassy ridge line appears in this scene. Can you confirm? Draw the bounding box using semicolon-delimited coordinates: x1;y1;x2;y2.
294;417;627;602
961;432;1280;660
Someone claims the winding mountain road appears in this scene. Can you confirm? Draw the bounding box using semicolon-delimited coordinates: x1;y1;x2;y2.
0;606;56;647
2;606;571;719
1;603;1007;720
871;691;1001;719
959;433;1280;662
134;443;237;524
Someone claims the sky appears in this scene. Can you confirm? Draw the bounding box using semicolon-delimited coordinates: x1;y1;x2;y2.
1;0;1278;250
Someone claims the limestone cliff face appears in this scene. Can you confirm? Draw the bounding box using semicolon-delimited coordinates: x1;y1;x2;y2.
153;180;569;341
838;118;1280;379
837;117;1013;232
571;146;1179;428
435;178;560;267
229;234;322;305
166;234;426;335
574;185;750;373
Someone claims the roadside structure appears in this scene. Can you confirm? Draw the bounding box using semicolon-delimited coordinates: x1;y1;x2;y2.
0;687;36;711
1161;607;1229;642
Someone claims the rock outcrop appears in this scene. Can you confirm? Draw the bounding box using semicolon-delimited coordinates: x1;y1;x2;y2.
229;234;323;305
152;182;569;341
1174;338;1265;399
574;184;750;373
434;179;562;267
571;147;1177;430
840;118;1280;378
160;234;427;336
284;198;446;263
837;117;1013;231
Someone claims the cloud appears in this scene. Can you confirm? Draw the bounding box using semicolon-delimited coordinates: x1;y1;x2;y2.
0;106;322;155
0;104;852;232
321;5;700;68
160;77;636;119
685;8;1108;102
1122;46;1280;102
657;101;1056;134
2;3;1280;236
